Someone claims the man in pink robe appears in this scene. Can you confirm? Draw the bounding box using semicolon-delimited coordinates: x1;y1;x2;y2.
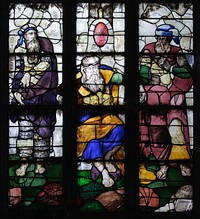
139;24;193;180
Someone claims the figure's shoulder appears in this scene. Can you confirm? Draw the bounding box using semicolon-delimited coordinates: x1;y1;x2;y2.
39;37;53;53
76;71;82;79
170;45;181;53
100;64;113;71
142;42;156;53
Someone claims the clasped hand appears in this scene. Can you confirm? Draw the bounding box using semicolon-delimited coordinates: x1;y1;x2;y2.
20;72;31;87
155;56;171;71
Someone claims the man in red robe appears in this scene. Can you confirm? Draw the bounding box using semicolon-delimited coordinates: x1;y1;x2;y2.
139;24;193;180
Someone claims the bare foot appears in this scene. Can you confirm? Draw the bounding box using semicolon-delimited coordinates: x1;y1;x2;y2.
35;163;46;174
16;163;29;176
156;164;169;180
180;164;191;177
105;162;116;172
102;169;114;187
102;177;115;187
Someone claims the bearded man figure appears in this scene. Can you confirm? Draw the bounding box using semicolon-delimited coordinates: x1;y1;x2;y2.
139;24;193;181
77;56;125;187
10;24;59;176
77;56;118;106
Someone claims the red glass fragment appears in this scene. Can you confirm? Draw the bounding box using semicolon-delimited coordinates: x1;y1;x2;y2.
94;22;108;47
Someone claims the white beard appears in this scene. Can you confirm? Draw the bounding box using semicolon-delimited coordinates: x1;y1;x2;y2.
26;39;40;64
81;68;105;93
155;41;171;53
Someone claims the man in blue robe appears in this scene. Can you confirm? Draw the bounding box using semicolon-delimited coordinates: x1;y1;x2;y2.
77;56;125;187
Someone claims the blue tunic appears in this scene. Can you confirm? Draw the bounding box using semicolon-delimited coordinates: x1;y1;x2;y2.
82;125;124;160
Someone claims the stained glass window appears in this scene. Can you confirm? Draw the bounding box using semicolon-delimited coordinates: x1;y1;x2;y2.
0;1;199;218
76;3;125;212
8;3;63;209
139;3;193;212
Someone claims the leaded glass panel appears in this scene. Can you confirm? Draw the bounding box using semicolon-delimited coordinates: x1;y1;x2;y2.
139;2;193;212
76;3;125;212
8;3;63;208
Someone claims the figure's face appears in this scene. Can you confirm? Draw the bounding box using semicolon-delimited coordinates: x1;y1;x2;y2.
157;36;171;44
80;60;104;93
155;36;172;53
24;30;38;42
83;63;99;77
24;29;40;64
